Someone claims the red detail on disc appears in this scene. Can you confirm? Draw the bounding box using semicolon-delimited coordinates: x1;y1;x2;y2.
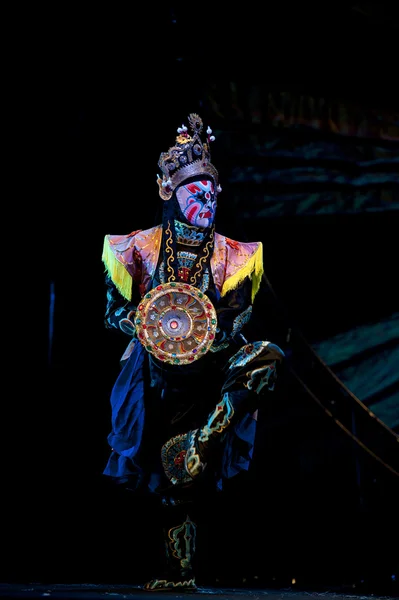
174;450;187;464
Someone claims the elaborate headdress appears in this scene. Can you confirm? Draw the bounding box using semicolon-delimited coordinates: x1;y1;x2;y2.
157;113;221;201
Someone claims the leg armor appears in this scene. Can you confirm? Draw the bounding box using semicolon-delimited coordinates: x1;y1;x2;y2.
161;341;285;485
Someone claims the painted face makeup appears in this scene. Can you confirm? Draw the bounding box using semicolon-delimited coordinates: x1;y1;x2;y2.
176;179;216;228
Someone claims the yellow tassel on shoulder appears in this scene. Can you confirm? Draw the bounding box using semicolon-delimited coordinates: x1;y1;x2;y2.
102;235;133;301
221;242;264;302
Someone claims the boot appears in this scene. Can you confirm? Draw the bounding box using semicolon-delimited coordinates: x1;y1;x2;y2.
143;514;197;593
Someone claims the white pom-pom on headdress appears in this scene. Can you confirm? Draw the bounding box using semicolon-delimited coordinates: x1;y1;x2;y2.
207;126;215;142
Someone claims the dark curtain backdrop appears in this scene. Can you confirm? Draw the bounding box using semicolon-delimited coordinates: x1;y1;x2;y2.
199;87;399;590
202;86;398;436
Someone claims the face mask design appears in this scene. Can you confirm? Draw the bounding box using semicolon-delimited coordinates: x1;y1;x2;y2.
176;179;216;228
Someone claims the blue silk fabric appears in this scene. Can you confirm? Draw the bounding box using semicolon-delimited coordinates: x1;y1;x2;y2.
103;342;257;493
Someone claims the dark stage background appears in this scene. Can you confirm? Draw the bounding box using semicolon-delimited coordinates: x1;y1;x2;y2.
6;4;399;598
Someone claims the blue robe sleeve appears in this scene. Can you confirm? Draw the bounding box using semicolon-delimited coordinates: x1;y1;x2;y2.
103;342;146;483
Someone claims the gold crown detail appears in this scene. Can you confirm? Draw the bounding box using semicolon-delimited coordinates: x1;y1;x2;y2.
157;113;219;201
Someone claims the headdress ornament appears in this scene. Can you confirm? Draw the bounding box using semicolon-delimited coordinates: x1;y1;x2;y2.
157;113;220;201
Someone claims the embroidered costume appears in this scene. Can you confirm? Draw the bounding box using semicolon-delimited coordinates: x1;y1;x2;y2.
102;113;284;592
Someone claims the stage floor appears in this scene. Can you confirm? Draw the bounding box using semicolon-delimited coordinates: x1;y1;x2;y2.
0;583;397;600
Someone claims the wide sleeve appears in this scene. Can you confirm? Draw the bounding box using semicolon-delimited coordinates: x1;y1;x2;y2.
102;231;144;335
104;275;138;335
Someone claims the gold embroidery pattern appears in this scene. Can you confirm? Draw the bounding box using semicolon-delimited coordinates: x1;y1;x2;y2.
228;341;271;369
231;306;253;337
164;220;176;282
198;394;234;442
144;578;197;591
168;518;196;570
184;429;206;479
209;340;230;353
245;362;278;394
161;432;194;485
190;227;214;286
143;578;197;591
158;255;210;291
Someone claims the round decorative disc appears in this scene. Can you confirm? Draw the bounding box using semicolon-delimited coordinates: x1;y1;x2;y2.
134;282;217;365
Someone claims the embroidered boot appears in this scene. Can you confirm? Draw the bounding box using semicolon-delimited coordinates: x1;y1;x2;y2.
143;514;197;593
